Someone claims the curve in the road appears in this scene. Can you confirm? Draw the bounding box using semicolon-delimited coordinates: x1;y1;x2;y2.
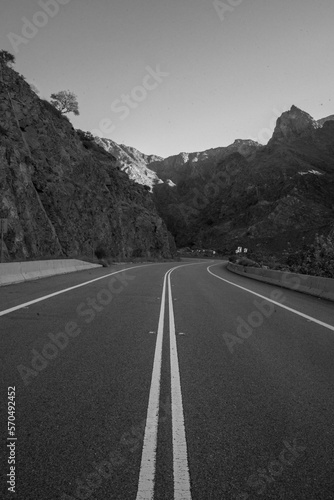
207;264;334;333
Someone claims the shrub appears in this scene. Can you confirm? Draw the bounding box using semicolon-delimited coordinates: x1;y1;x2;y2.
0;50;15;67
95;245;108;260
132;248;144;258
76;130;112;156
76;129;94;142
287;233;334;277
237;257;261;267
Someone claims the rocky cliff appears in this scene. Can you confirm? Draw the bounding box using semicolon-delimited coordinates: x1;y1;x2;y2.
95;137;163;190
152;106;334;254
0;63;173;261
268;105;320;144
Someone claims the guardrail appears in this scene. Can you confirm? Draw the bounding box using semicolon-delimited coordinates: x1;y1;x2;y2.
227;262;334;302
0;260;102;286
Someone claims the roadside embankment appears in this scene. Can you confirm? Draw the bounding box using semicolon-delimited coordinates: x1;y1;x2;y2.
227;263;334;302
0;260;102;286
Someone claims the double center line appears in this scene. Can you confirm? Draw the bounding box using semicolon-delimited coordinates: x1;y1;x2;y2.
136;264;194;500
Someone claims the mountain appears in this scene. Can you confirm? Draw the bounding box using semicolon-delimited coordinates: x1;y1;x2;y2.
149;139;261;184
317;114;334;127
268;105;320;144
0;63;174;261
152;106;334;254
95;137;163;190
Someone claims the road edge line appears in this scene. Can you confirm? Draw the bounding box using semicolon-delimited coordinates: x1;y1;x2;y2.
0;264;158;318
207;265;334;333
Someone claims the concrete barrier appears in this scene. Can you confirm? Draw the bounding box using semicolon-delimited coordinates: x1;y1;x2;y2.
0;260;102;286
227;262;334;302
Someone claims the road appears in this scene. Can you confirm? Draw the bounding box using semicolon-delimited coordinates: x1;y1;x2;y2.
1;260;334;500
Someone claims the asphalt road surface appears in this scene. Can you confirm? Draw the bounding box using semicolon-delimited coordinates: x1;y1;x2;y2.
1;259;334;500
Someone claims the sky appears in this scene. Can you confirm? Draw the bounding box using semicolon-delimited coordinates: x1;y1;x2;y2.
0;0;333;158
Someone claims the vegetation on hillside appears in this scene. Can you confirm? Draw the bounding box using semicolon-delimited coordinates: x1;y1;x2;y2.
50;90;80;115
0;50;15;67
286;233;334;278
230;233;334;278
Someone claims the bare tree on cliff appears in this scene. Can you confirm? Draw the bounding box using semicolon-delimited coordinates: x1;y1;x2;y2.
0;50;15;67
50;90;80;116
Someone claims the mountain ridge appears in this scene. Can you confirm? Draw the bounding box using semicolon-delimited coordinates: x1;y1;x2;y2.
0;63;174;261
148;139;261;184
2;58;332;262
95;137;163;190
150;105;334;254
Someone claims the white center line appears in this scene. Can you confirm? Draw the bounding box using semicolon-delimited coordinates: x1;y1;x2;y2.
168;270;192;500
137;263;203;499
136;273;167;500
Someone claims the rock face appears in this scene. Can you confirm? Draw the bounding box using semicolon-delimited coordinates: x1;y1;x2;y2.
152;106;334;254
268;105;320;144
95;137;163;190
0;63;173;261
